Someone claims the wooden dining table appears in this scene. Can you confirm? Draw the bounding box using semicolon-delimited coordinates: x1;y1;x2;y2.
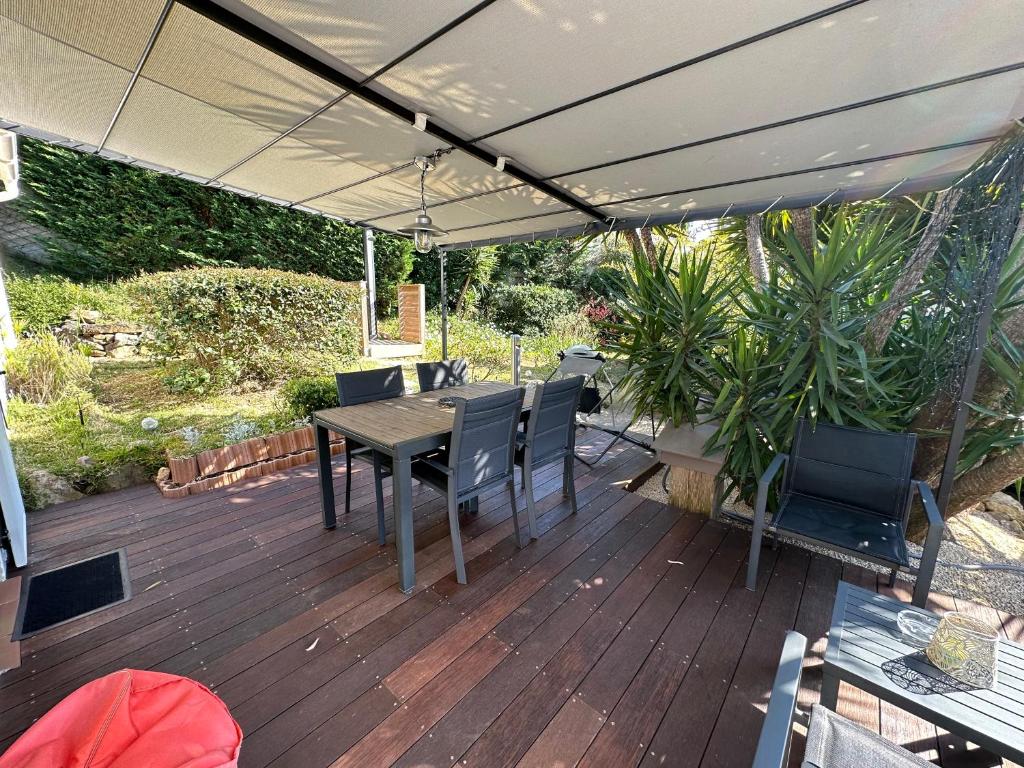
313;380;534;593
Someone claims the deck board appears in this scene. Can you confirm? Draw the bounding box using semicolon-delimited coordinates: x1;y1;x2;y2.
1;430;1019;767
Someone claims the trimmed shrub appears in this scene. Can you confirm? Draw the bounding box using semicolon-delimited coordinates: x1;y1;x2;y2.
6;273;140;331
132;268;363;390
283;376;338;420
486;284;578;335
4;332;92;404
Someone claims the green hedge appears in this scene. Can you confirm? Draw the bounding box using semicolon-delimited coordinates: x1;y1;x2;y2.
486;284;578;335
133;267;363;390
14;139;412;314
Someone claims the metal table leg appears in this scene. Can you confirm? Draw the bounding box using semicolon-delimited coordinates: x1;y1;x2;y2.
820;667;840;710
393;453;415;593
315;422;336;529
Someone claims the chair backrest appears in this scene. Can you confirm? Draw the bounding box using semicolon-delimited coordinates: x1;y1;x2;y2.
784;419;916;522
416;358;469;392
448;387;525;497
335;366;405;407
524;376;584;463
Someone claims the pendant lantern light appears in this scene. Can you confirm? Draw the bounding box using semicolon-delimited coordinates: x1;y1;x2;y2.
397;155;447;253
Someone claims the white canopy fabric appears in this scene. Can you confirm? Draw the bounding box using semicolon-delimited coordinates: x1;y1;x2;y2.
2;0;1023;248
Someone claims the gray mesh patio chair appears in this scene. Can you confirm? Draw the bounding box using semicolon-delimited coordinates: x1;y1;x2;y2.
746;419;944;607
416;358;469;392
753;631;934;768
335;366;405;545
515;376;585;539
410;387;525;584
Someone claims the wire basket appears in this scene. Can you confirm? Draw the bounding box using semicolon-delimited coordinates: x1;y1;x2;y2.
925;612;999;689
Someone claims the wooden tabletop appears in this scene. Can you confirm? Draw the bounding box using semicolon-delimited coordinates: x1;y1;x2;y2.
314;381;533;452
825;582;1024;764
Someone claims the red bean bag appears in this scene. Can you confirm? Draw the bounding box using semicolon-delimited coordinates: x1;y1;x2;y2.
0;669;242;768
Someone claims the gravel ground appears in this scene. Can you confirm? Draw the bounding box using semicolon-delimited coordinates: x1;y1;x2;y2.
634;469;1024;615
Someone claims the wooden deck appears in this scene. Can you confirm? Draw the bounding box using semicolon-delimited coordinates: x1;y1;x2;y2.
1;430;1021;767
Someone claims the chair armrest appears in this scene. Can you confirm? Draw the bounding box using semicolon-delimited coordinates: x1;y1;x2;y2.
754;453;788;521
914;481;944;530
758;453;789;492
415;455;454;476
752;631;808;768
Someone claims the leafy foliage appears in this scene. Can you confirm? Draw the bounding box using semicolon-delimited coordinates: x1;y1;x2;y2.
604;243;733;428
14;138;412;313
132;268;363;390
5;272;140;331
707;209;918;500
282;376;338;420
4;329;92;403
486;284;578;335
956;239;1024;472
409;238;604;313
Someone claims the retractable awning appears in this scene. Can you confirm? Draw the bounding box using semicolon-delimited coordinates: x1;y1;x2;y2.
2;0;1022;248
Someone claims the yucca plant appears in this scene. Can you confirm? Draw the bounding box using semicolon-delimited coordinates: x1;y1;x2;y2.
705;207;918;506
746;208;912;425
604;241;733;429
703;323;790;503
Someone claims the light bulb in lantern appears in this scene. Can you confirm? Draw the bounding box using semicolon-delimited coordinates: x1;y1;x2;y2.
414;228;432;253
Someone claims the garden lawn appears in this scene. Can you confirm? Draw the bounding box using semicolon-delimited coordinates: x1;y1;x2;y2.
8;311;603;508
8;360;293;504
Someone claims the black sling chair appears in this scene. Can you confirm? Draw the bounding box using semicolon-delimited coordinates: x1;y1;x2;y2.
746;419;944;607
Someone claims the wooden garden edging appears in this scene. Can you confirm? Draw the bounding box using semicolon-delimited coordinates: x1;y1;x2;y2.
155;426;345;498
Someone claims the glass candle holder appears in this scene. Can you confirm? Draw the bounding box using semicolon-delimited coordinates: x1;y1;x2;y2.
925;612;999;689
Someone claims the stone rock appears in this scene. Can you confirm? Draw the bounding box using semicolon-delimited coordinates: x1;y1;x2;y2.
23;469;84;508
76;455;95;467
111;332;141;346
984;492;1024;534
107;344;137;359
83;323;143;336
69;309;101;323
96;463;151;493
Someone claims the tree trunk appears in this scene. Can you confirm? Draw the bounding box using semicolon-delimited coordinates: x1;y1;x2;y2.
789;208;816;256
453;269;473;315
639;227;657;264
746;214;769;289
948;443;1024;515
863;189;964;356
623;229;644;260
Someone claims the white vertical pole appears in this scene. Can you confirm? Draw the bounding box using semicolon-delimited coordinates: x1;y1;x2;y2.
0;129;27;569
511;334;521;385
0;130;20;348
439;251;448;359
0;401;26;568
362;228;377;340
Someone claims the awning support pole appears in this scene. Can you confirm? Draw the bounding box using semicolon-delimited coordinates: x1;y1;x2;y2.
934;288;998;517
362;228;377;340
439;251;448;359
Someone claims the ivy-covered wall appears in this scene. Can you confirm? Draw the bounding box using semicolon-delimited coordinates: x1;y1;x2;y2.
12;138;413;315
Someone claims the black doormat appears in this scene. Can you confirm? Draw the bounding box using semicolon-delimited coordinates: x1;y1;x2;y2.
13;550;130;639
